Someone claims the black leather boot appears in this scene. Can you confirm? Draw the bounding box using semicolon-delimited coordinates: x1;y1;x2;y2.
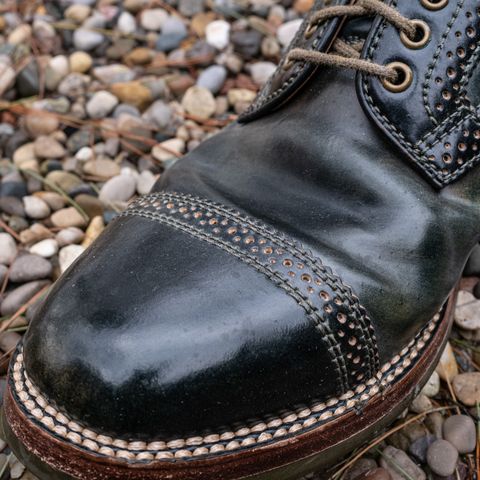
4;0;480;478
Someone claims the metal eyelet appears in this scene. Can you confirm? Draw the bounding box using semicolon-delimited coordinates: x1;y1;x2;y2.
304;22;318;40
381;62;414;93
421;0;448;11
400;20;431;49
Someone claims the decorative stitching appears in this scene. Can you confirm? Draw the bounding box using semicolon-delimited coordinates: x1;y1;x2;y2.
122;192;381;389
11;311;441;463
422;0;465;125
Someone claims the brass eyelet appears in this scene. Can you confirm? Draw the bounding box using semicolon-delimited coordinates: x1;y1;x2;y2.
381;62;414;93
400;20;431;49
304;22;318;40
421;0;448;11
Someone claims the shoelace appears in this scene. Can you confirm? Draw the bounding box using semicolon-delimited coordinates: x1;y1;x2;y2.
284;0;421;83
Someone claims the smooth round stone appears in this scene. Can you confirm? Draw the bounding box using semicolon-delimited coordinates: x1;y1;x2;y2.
408;435;436;464
29;238;59;258
99;175;136;204
83;159;121;179
69;51;92;73
0;331;21;353
443;415;476;454
58;73;91;97
110;81;152;110
86;90;119;119
9;253;52;283
425;412;444;439
34;136;66;159
59;244;86;273
0;63;15;96
75;194;104;219
182;86;216;118
117;11;136;34
17;59;40;97
249;61;276;86
0;233;16;265
455;290;480;330
409;394;432;414
82;216;105;248
140;8;168;30
92;64;135;84
136;170;156;195
152;138;185;162
452;372;480;406
178;0;205;17
73;28;105;51
155;17;188;52
379;446;426;480
0;264;7;286
65;4;91;23
196;65;227;94
205;20;230;50
427;439;458;477
0;196;25;217
13;143;36;168
51;207;87;229
24;112;59;137
35;192;65;211
143;100;172;129
23;195;50;219
231;30;262;58
421;371;440;398
436;342;458;382
56;227;85;247
45;55;69;91
45;171;83;194
277;18;303;47
8;24;32;44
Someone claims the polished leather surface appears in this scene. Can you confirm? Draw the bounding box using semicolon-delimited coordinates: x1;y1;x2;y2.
359;0;480;187
23;0;480;441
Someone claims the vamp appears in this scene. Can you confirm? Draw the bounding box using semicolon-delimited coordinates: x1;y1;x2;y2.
20;191;378;442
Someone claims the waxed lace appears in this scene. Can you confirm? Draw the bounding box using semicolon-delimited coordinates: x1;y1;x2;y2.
285;0;417;81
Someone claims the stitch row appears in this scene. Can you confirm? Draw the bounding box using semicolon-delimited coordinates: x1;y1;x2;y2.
11;311;440;463
156;191;379;374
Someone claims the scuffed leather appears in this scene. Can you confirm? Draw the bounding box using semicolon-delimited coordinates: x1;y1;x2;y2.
22;0;480;441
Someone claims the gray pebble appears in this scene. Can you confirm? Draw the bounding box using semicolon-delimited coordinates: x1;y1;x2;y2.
0;264;7;285
0;280;50;317
86;90;119;119
443;415;476;454
380;446;426;480
0;196;25;217
197;65;227;94
427;439;458;477
409;435;437;464
73;28;105;51
0;233;16;265
9;253;52;283
99;174;137;203
155;17;188;52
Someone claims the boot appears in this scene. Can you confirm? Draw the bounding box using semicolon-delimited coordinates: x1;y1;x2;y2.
4;0;479;478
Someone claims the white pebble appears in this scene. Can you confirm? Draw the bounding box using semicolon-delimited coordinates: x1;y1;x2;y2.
206;20;230;50
23;196;51;219
29;239;59;258
59;245;86;273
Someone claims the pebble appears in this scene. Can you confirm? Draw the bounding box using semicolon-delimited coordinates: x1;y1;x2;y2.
13;143;36;169
24;112;59;137
59;244;86;273
45;171;82;194
182;86;216;118
443;415;476;453
86;90;119;119
99;175;136;204
152;138;186;162
136;170;157;195
83;159;120;179
454;290;480;330
56;227;85;247
29;239;59;258
249;61;277;86
427;439;458;477
23;196;50;219
82;216;104;248
0;197;25;217
73;28;105;51
0;63;15;96
0;264;7;285
436;342;458;382
277;19;303;47
452;372;480;406
93;64;135;84
65;4;91;23
51;207;88;229
8;24;32;45
408;435;437;464
409;394;432;414
206;20;231;50
75;194;104;218
19;224;53;245
355;469;392;480
34;136;66;159
69;51;93;73
421;371;440;398
0;233;17;265
140;9;168;31
45;55;69;91
197;65;227;94
144;101;172;129
9;254;52;283
0;280;50;317
117;11;137;34
9;455;26;479
344;458;378;480
379;446;426;480
155;16;188;52
110;81;152;110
